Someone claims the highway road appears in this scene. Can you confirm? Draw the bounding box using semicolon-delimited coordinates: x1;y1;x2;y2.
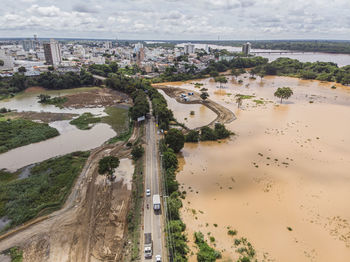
142;105;164;261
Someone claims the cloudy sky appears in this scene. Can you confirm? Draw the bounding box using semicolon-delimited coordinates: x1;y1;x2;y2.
1;0;349;40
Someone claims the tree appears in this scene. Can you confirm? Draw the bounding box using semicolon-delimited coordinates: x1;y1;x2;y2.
200;92;209;101
18;66;26;73
37;94;51;103
185;130;199;142
48;66;55;71
98;156;120;180
214;123;231;139
131;145;144;160
163;148;178;169
165;129;185;153
258;70;266;81
200;126;217;141
231;69;240;79
274;87;293;104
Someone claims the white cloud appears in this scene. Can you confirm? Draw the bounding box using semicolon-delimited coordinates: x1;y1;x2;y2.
0;0;349;39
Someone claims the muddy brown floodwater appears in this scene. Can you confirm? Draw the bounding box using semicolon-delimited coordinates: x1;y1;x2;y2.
158;89;217;129
166;75;350;262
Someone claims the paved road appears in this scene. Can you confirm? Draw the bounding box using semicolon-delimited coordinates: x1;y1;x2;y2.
143;109;164;261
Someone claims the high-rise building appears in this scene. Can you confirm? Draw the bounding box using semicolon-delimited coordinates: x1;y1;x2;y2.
184;44;195;54
104;41;112;49
21;39;35;52
43;39;62;66
242;42;251;56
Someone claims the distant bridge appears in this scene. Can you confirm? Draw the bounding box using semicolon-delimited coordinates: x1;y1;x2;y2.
250;51;305;54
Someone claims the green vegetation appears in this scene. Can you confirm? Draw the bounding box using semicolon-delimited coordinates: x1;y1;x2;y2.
200;92;209;101
131;145;144;161
185;130;200;143
0;119;59;154
37;94;68;108
98;156;120;180
213;76;228;83
126;147;144;261
102;106;129;134
129;90;150;120
0;69;94;100
9;247;23;262
107;121;133;144
256;57;350;85
194;231;221;262
199;124;232;141
252;40;350;54
165;128;185;153
234;237;257;262
274;87;294;103
0;151;89;229
228;229;238;236
69;112;101;130
160;139;188;261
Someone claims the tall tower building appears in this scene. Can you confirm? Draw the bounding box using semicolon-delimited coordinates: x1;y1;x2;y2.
184;44;195;54
242;42;251;56
43;39;62;66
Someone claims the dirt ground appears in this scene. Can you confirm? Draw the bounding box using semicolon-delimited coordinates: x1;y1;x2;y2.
63;88;131;109
0;126;141;262
155;85;236;130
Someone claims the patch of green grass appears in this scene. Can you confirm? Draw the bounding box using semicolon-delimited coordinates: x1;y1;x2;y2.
9;247;23;262
235;94;255;100
194;231;221;262
253;99;264;105
102;106;129;134
107;121;133;144
70;112;101;130
0;119;59;154
40;96;68;108
0;151;89;230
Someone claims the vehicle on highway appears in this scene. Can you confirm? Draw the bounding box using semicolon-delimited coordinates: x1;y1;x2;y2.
144;233;153;258
146;188;151;196
155;254;161;261
153;194;161;211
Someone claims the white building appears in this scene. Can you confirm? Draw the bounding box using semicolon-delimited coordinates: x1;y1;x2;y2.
184;44;195;54
43;39;62;66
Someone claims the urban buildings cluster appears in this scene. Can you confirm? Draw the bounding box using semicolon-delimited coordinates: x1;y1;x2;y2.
0;36;252;77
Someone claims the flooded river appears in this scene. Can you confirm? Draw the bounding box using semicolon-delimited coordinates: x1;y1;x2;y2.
167;76;350;261
178;43;350;67
0;87;117;171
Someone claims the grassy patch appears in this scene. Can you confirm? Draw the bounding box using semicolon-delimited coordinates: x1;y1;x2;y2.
107;121;133;144
102;106;129;134
253;99;264;105
0;119;59;154
70;113;101;130
0;151;89;230
235;94;255;100
39;96;68;108
194;231;221;262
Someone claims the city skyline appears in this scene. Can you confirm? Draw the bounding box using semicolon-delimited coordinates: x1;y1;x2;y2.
1;0;350;40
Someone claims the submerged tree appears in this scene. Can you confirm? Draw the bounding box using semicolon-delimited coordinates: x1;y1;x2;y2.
274;87;293;104
200;92;209;101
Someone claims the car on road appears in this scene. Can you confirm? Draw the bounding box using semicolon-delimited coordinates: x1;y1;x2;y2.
155;254;161;262
146;188;151;196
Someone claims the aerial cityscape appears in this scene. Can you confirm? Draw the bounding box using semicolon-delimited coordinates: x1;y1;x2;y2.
0;1;350;262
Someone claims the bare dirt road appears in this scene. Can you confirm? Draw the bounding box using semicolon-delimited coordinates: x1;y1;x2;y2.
0;127;141;262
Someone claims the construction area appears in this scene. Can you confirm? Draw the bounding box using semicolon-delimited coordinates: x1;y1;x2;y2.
0;126;142;262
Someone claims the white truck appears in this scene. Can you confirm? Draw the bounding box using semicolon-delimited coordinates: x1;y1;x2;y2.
153;194;161;211
144;232;153;258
